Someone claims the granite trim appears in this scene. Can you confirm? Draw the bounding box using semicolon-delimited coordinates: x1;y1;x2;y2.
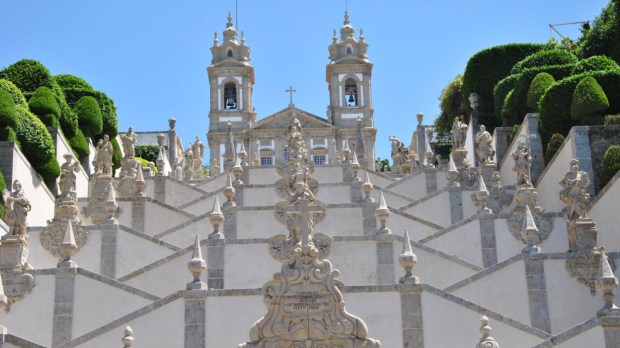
525;257;551;333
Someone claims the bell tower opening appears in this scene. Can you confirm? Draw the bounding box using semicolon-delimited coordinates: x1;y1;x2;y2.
224;82;237;110
345;78;358;107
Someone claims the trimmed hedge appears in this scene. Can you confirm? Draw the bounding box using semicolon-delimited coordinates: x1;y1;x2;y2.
74;96;103;137
0;79;27;108
540;69;620;140
462;43;546;115
0;126;17;143
501;89;518;124
0;89;18;129
605;114;620;124
511;49;578;75
62;88;118;138
571;76;609;121
544;133;565;164
54;74;94;91
493;74;519;122
111;137;122;170
527;72;556;110
135;145;160;163
28;86;61;127
601;145;620;187
0;168;5;219
14;105;59;183
572;55;620;75
67;128;90;159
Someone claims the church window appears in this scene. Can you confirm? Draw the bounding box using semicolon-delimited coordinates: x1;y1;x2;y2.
261;157;273;166
224;82;237;110
283;147;290;162
345;79;358;107
346;45;352;55
227;49;233;57
313;155;326;165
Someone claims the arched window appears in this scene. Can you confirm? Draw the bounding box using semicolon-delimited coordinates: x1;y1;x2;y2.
227;49;233;57
344;78;358;107
346;45;352;55
224;82;237;110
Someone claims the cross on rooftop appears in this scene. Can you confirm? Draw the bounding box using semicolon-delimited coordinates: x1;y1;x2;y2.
285;86;297;106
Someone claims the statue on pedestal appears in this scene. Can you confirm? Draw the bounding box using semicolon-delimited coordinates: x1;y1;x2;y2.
59;154;81;200
475;125;495;165
2;180;31;236
451;116;467;149
120;127;137;159
512;139;532;186
94;134;114;176
559;159;591;222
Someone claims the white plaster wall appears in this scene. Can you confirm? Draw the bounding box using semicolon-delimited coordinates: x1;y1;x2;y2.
142;177;155;198
313;166;344;184
54;129;89;198
436;170;448;190
422;291;543;348
370;189;410;209
0;219;8;236
77;297;184;348
9;146;54;227
0;274;55;347
124;250;192;297
345;292;402;347
72;229;102;273
554;325;605;348
361;170;395;188
160;218;211;248
243;187;281;206
591;176;620;251
115;230;176;278
499;120;532;187
3;343;20;348
404;191;451;228
395;245;477;289
27;230;69;269
425;219;483;267
182;191;227;216
318;207;363;237
196;172;228;192
386;172;427;201
453;261;530;326
248;167;278;185
536;137;574;213
144;201;193;235
545;259;600;334
72;275;152;338
165;180;205;208
539;217;570;253
207;295;267;347
329;241;377;286
461;190;478;218
388;213;439;241
464;119;476;166
116;201;132;227
316;185;351;205
495;217;569;263
237;210;287;239
225;243;280;289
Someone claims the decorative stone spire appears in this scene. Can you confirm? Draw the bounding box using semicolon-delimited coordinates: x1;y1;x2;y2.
187;234;207;290
424;133;435;169
355;117;366;164
521;205;541;253
361;172;374;202
596;249;619;317
122;326;134;348
447;154;459;187
473;175;492;214
399;229;419;284
58;220;78;268
375;192;391;235
134;165;146;197
343;139;351;162
477;316;500;348
213;31;219;47
332;29;338;44
238;142;248;167
350;150;361;181
105;183;119;223
223;174;237;206
208;196;225;239
232;155;244;185
223;11;238;43
340;11;355;40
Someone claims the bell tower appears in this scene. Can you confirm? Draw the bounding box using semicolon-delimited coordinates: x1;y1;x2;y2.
326;12;376;169
207;13;255;169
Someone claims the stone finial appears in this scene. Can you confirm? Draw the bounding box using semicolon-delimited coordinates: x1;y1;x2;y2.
343;139;351;162
477;316;500;348
58;220;78;268
361;172;374;202
252;150;260;167
187;234;207;290
238;142;248;166
521;205;541;253
399;229;419;284
350;151;361;180
424;134;435;169
232;156;244;185
223;174;237;206
375;192;391;235
208;196;225;240
0;272;8;308
447;154;459;187
596;249;619;317
416;112;424;125
105;183;119;223
474;175;492;214
134;165;146;197
122;326;134;348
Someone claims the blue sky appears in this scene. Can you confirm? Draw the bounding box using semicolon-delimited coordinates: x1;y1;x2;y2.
0;0;608;160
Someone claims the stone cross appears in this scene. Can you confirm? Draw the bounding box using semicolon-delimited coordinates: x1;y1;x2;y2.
285;86;296;106
286;198;322;246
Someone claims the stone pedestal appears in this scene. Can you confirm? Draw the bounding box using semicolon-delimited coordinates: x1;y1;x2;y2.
0;235;29;271
191;159;204;181
507;185;553;244
118;158;141;198
568;218;597;252
41;196;87;259
451;148;470;169
478;162;497;184
86;175;116;225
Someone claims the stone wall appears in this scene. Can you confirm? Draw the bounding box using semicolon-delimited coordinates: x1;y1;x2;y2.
587;125;620;193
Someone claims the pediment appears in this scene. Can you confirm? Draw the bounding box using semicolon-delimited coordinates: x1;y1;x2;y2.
252;106;334;131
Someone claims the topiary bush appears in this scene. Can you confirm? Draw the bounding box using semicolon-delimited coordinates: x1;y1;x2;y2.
601;145;620;187
462;43;546;115
67;128;90;159
0;79;27;108
501;89;518;125
0;126;17;143
0;89;18;130
0;168;5;219
135;145;160;163
605;114;620;124
493;74;519;122
527;72;556;110
111;137;122;170
544;133;565;164
572;55;620;75
511;49;578;75
570;76;610;121
54;74;94;91
62;88;119;138
73;96;103;138
28;86;61;127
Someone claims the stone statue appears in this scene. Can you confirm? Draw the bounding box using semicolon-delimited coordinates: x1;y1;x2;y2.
183;147;194;181
120;127;138;158
469;92;480;111
59;154;81;199
192;135;204;160
559;159;591;221
94;134;114;176
389;135;401;172
475;125;495;164
451;116;468;149
210;158;219;176
512;139;532;186
2;180;31;236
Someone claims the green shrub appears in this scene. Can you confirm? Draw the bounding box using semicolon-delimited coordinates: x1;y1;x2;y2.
111;137;122;170
14;105;59;183
601;145;620;187
527;72;556;110
0;168;5;219
462;43;546;115
62;88;119;138
509;124;521;144
136;157;158;173
572;55;620;75
605;114;620;124
73;96;103;137
135;145;160;163
54;74;94;91
35;156;61;187
0;126;17;142
493;74;519;122
570;76;609;121
0;89;18;129
434;142;452;161
501;89;517;124
67;128;90;159
579;1;619;59
0;79;27;108
511;49;578;74
28;86;61;127
544;133;565;164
